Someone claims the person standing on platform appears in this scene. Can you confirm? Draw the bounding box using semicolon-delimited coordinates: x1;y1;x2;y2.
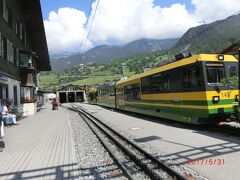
52;98;58;110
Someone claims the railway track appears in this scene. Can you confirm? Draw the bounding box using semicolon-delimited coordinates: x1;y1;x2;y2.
66;105;189;180
204;123;240;137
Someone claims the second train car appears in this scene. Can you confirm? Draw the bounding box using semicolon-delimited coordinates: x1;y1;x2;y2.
91;54;238;124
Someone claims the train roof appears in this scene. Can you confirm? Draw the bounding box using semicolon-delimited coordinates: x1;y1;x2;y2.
116;54;238;86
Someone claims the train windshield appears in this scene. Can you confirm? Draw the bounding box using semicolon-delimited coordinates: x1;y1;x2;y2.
228;65;238;86
206;63;226;86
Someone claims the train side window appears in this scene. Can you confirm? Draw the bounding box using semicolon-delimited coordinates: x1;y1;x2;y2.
124;85;132;100
125;84;140;101
151;73;170;93
152;73;162;92
163;73;170;90
141;76;151;94
183;66;203;88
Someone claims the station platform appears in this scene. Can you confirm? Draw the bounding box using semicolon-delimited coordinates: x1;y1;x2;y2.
0;106;79;179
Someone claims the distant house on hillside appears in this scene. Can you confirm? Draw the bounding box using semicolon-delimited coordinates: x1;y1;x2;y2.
57;84;87;104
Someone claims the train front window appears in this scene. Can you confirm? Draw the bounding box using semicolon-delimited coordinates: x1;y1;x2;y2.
206;65;226;85
229;65;238;86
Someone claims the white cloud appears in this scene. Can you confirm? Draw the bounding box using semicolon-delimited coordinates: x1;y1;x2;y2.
44;7;90;52
192;0;240;22
89;0;198;43
44;0;240;52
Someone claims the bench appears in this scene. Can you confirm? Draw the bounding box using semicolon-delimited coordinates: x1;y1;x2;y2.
12;107;28;121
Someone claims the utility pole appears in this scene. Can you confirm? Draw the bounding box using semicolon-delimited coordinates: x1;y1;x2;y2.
121;63;126;77
80;64;84;74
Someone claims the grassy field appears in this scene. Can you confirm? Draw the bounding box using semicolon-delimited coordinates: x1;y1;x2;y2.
38;63;137;91
69;75;120;86
39;74;59;86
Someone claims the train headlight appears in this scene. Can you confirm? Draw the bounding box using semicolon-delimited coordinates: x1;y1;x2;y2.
212;96;220;103
235;95;239;102
218;54;224;60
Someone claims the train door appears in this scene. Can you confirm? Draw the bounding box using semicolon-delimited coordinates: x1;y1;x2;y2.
116;86;125;108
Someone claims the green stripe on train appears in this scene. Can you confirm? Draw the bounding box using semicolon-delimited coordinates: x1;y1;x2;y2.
124;102;234;116
142;99;236;106
119;103;234;123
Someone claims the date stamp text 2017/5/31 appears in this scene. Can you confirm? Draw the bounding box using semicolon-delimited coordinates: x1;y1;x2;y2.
187;159;225;165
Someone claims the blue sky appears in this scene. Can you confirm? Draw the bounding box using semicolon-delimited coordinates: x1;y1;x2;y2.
41;0;93;19
154;0;194;12
41;0;194;20
41;0;240;53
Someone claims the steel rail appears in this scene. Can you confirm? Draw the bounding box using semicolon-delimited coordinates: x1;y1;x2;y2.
79;113;137;180
70;105;187;180
64;105;135;179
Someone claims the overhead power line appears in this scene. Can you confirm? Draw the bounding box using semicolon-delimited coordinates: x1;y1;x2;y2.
80;0;94;51
81;0;101;51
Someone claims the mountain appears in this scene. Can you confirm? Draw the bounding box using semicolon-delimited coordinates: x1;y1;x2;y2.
49;51;79;59
51;38;179;71
173;14;240;53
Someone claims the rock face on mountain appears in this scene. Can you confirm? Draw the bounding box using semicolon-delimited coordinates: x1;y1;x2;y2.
51;38;179;71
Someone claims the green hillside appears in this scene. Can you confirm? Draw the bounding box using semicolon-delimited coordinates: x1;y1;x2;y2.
174;14;240;53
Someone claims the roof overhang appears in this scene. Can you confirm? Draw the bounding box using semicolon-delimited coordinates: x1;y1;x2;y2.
21;0;51;71
220;41;240;55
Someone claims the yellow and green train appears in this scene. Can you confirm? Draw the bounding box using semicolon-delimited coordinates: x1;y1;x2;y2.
91;53;238;124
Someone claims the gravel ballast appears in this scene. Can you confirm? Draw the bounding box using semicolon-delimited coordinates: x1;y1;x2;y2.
67;110;127;179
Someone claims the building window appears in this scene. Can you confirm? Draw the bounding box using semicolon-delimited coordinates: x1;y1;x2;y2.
7;6;13;28
3;0;8;22
19;52;32;67
21;86;35;103
13;86;18;106
12;15;16;32
20;23;23;40
0;83;8;99
13;47;19;65
0;0;3;16
1;35;7;59
16;21;20;37
22;28;26;43
7;40;14;63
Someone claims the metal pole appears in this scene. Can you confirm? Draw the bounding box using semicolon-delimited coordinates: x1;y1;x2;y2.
238;48;240;121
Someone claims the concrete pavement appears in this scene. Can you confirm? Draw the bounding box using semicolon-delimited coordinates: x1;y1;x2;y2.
0;106;79;179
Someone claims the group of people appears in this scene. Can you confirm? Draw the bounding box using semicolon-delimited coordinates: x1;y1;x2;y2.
0;101;18;152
